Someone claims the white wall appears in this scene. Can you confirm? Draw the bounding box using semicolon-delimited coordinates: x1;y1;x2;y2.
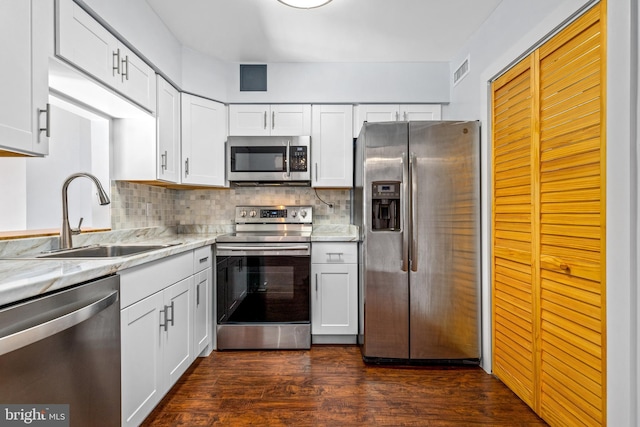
223;61;449;104
607;1;638;425
25;106;110;230
447;0;638;425
0;159;26;231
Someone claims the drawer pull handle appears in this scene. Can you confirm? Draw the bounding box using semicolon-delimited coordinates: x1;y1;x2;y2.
199;256;209;263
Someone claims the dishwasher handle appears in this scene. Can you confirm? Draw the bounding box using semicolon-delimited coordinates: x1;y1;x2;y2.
0;290;118;357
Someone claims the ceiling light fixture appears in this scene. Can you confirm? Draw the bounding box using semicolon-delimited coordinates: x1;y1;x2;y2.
277;0;333;9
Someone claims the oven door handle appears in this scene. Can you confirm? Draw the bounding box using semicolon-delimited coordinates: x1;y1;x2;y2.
216;245;309;251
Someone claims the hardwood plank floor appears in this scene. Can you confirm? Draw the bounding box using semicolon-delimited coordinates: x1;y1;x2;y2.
142;345;547;426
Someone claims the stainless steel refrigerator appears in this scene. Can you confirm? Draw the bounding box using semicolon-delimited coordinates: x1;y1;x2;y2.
354;120;481;363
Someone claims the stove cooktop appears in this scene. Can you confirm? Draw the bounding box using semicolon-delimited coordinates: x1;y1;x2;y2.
217;205;314;243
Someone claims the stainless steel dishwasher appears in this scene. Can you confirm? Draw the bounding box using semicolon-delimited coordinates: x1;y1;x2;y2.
0;274;120;427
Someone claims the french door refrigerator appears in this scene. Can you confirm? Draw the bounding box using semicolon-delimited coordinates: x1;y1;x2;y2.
354;120;481;363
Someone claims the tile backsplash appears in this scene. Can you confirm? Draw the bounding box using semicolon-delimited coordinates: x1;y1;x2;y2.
111;181;351;230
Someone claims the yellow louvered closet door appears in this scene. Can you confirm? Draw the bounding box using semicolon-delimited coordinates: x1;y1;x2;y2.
538;4;605;426
491;3;606;426
491;55;537;409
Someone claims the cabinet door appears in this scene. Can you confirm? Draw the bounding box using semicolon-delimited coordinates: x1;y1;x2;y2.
353;104;399;137
193;268;211;356
311;263;358;335
271;104;311;136
163;277;194;389
56;0;118;87
229;104;270;136
156;75;180;183
311;105;353;188
399;104;442;122
119;43;156;113
121;291;164;427
182;94;227;186
0;0;50;156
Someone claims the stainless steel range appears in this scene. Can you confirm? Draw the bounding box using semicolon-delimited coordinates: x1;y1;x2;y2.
215;205;312;350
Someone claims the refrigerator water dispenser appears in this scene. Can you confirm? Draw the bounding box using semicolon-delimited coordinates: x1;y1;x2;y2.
371;181;401;231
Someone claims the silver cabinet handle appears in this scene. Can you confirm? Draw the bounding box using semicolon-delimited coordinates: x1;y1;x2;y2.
0;291;118;357
315;162;318;182
161;150;168;171
326;252;344;261
38;103;51;137
185;158;189;177
196;283;200;306
167;301;175;327
121;55;129;81
199;256;209;264
401;152;409;272
410;152;418;272
315;273;318;293
272;111;275;130
112;49;121;76
264;111;267;129
160;306;168;331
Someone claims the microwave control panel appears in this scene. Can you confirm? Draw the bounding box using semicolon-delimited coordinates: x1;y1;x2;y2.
289;146;308;171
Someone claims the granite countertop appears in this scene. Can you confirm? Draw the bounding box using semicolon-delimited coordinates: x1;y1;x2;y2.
0;224;359;307
310;224;359;242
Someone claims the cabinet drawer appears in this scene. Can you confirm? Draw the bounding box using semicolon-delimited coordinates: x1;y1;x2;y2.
312;242;357;264
119;251;194;308
193;246;212;273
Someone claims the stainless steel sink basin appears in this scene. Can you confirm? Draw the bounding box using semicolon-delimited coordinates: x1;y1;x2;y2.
35;244;178;259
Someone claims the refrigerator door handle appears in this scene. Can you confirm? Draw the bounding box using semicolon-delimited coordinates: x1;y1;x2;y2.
401;152;409;272
410;152;418;272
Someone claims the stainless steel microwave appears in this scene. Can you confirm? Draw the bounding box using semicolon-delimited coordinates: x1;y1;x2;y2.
226;136;310;185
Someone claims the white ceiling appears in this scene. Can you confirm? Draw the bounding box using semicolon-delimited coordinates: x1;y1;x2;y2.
145;0;504;63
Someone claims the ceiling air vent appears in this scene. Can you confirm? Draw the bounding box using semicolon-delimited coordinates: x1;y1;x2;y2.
453;56;470;86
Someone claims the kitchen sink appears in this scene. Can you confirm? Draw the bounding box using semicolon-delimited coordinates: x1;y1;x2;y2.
34;244;179;259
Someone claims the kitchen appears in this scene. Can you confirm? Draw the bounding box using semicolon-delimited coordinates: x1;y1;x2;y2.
0;0;637;426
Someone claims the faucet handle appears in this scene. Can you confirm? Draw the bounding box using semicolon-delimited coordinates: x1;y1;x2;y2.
71;217;84;235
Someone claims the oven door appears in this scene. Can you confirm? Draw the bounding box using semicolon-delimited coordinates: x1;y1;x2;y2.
215;243;311;349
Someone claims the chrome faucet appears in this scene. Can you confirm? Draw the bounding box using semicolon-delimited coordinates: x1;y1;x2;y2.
60;172;111;250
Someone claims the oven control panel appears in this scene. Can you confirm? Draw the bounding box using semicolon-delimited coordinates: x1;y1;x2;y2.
236;206;313;224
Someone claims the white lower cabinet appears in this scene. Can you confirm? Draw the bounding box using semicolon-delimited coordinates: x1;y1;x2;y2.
120;290;163;427
193;246;213;356
120;246;212;427
311;242;358;343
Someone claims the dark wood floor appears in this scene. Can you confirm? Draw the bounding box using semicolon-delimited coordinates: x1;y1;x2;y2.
142;345;547;426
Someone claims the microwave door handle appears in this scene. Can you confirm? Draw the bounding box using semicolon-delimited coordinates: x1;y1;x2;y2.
286;140;291;178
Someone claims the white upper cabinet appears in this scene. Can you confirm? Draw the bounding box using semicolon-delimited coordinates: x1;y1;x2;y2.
56;0;156;113
113;77;229;188
353;104;442;137
181;94;227;187
0;0;52;156
229;104;311;136
399;104;442;122
156;75;181;183
311;105;353;188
